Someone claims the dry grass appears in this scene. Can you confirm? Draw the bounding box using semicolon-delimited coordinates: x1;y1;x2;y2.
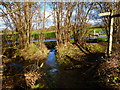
2;43;49;89
96;44;120;89
56;42;106;68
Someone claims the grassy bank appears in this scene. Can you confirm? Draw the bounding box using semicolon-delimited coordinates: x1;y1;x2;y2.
56;42;106;68
34;41;56;49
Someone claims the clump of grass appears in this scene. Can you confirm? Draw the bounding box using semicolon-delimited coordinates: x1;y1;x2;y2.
18;43;49;61
56;42;106;68
34;83;44;88
17;43;49;88
56;42;84;68
86;43;106;53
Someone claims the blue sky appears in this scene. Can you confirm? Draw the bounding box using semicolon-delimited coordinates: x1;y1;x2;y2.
0;2;103;30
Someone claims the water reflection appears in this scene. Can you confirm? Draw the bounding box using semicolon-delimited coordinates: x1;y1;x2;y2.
46;49;57;68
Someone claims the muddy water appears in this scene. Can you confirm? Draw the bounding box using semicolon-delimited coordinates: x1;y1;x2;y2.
44;49;86;88
43;49;104;88
46;49;57;67
43;49;60;88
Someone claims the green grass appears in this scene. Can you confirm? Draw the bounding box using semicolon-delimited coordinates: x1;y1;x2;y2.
2;27;106;40
89;27;104;34
44;31;55;34
32;31;56;39
70;40;74;43
86;38;108;43
35;83;44;88
44;31;56;39
97;38;108;42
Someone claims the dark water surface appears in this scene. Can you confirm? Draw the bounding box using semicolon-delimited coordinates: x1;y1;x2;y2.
43;49;101;88
43;47;110;89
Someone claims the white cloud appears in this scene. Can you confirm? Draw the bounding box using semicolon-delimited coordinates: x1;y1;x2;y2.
43;9;77;27
88;19;103;25
46;10;53;21
0;17;6;30
0;25;6;29
91;10;96;14
40;10;54;28
0;17;5;24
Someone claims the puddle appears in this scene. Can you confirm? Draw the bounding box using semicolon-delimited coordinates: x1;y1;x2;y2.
49;68;58;73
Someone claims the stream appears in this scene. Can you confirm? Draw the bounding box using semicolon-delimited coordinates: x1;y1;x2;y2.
43;49;105;88
43;49;60;88
3;48;104;88
4;49;102;88
43;49;87;88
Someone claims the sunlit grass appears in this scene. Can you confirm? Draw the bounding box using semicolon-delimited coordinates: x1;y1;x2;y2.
89;27;104;33
2;27;106;40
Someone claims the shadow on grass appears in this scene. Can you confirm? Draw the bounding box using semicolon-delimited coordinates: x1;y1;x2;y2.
64;52;105;71
62;52;110;89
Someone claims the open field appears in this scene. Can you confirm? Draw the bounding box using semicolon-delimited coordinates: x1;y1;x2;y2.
89;27;104;34
2;27;106;41
31;27;106;39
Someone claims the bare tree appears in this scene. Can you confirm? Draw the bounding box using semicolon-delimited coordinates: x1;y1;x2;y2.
72;2;94;54
63;2;77;43
97;2;120;56
51;2;63;46
0;2;36;49
113;2;120;43
50;2;77;45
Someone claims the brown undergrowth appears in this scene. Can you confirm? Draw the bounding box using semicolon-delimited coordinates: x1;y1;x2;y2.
2;43;49;89
95;43;120;89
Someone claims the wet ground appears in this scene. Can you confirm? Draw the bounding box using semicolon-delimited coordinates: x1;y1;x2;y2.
2;41;119;89
42;49;106;88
